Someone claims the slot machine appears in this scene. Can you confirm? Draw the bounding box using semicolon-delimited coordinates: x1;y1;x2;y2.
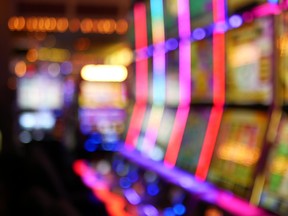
207;5;274;204
259;10;288;215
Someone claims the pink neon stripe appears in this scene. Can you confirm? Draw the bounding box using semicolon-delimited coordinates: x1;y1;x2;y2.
178;0;191;105
213;0;226;22
125;104;147;149
125;3;149;149
136;59;148;103
134;3;148;49
195;0;225;180
253;3;281;17
213;33;225;106
134;3;148;103
195;106;223;180
164;106;190;167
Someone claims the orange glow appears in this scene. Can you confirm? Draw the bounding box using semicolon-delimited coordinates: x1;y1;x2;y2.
56;18;68;32
103;19;115;34
14;61;27;77
8;16;127;35
92;20;98;33
97;20;105;33
8;16;16;30
37;17;45;31
26;49;38;62
16;17;25;31
116;19;128;34
32;17;38;31
69;18;80;32
26;18;35;32
80;18;93;33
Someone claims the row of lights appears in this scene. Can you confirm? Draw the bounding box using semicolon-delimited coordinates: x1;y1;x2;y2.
8;16;128;35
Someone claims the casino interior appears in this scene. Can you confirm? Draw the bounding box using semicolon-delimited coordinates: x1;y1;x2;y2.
1;0;288;215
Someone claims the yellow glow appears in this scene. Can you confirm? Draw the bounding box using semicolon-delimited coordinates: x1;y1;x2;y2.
104;47;133;66
81;64;128;82
15;61;27;77
38;47;70;62
217;142;260;166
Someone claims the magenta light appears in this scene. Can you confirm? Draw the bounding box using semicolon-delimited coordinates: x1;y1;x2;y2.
178;0;191;105
253;3;281;17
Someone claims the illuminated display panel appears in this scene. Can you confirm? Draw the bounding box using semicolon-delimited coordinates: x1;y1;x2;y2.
260;115;288;215
226;16;273;105
278;12;288;104
176;108;211;173
190;0;213;28
191;37;213;103
207;109;268;199
79;81;127;109
17;75;63;110
79;108;126;137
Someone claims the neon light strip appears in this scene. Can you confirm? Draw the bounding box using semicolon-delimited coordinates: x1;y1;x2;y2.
253;3;281;17
195;0;225;180
164;0;191;167
141;105;164;155
178;0;191;105
164;106;190;167
195;106;223;180
139;0;166;153
134;3;149;103
150;0;166;104
125;3;148;149
73;160;131;216
125;104;147;148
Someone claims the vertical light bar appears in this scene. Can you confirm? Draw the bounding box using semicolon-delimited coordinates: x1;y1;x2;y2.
164;107;190;167
164;0;191;167
195;0;225;180
125;3;148;148
134;3;149;103
125;104;147;148
140;0;166;154
150;0;166;104
141;106;164;154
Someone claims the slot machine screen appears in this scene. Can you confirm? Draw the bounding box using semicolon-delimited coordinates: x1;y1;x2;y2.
79;81;127;109
226;16;273;105
278;12;288;104
207;109;268;199
176;108;211;173
191;37;213;103
17;75;63;110
260;115;288;215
